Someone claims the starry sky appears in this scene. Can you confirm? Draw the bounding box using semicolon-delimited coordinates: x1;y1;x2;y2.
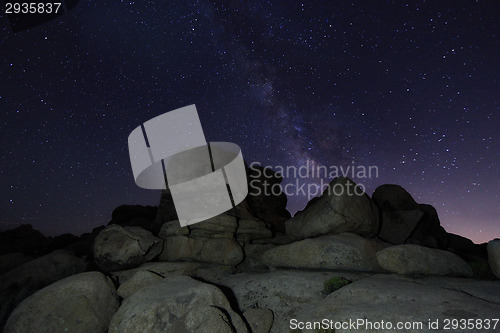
1;0;498;243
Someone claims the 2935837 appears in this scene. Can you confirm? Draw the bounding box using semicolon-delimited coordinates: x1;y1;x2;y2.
5;2;62;14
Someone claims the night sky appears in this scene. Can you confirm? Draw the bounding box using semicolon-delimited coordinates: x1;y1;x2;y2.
1;1;498;243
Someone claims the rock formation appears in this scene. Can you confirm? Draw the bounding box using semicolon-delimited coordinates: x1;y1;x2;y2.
1;174;498;332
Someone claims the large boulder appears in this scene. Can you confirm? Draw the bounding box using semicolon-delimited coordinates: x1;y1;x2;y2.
372;185;449;249
262;233;386;272
487;239;500;278
285;177;379;240
4;272;119;333
158;215;244;266
92;225;163;272
298;274;500;332
108;275;248;333
0;250;87;327
372;184;419;211
376;244;473;277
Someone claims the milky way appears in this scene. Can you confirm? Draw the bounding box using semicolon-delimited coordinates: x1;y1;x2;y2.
1;1;498;243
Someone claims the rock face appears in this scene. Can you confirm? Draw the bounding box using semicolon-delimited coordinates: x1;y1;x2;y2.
93;225;163;272
487;239;500;278
376;244;473;277
0;250;87;328
158;215;244;265
158;214;274;266
285;177;379;240
5;272;119;333
299;274;500;333
262;233;385;272
108;275;248;333
154;165;291;234
372;185;449;249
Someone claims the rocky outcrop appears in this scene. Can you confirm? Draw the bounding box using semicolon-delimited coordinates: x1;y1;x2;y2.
154;165;291;234
158;213;275;266
285;177;379;240
0;178;497;332
262;233;386;272
108;275;248;333
373;185;449;249
92;225;163;272
158;215;244;265
372;184;419;211
0;250;87;328
487;239;500;278
4;272;118;333
376;244;473;277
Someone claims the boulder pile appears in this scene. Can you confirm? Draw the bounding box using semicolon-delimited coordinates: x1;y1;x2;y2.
1;172;498;332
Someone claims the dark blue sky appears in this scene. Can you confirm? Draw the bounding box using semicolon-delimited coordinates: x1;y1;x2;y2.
1;0;498;243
